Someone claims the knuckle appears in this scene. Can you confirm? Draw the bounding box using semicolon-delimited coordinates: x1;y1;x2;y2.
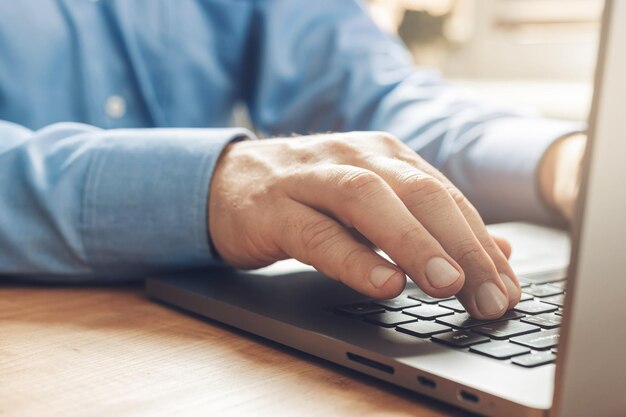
337;246;366;279
448;186;468;208
375;131;402;146
453;238;485;265
481;237;507;262
397;225;426;248
337;170;384;198
300;218;341;255
481;239;499;255
447;186;477;215
480;233;498;252
398;175;448;205
325;136;358;155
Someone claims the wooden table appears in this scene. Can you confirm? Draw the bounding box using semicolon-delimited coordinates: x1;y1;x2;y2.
0;282;474;417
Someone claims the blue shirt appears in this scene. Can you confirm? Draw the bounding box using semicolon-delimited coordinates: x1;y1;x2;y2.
0;0;578;281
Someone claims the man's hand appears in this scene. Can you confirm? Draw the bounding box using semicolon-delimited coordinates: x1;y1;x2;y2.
539;133;587;221
209;132;521;319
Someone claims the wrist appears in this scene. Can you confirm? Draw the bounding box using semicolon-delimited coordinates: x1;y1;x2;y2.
539;133;587;221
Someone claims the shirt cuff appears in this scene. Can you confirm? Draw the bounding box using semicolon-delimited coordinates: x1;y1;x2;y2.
82;127;256;277
449;117;584;225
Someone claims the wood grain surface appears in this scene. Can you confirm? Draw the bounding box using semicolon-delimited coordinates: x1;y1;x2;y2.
0;282;475;417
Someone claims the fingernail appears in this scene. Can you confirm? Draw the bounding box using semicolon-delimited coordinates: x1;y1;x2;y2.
425;257;461;288
499;273;520;302
475;281;508;316
370;265;399;288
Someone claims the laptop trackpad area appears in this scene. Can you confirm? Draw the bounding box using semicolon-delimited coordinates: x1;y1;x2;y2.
486;222;570;277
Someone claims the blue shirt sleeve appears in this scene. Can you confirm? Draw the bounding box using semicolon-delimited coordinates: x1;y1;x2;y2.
248;0;583;224
0;120;254;280
0;0;583;282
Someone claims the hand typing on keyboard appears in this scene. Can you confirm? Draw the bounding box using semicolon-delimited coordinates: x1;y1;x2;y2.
209;132;521;319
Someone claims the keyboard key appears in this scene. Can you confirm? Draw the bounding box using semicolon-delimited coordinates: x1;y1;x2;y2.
364;312;417;328
551;347;558;354
335;302;384;316
373;298;421;311
396;321;452;338
542;294;565;307
432;331;490;348
511;328;560;350
473;321;540;340
521;313;562;329
403;305;454;320
406;288;453;304
519;269;567;284
523;285;563;298
550;280;568;289
518;277;532;288
555;309;564;316
436;310;524;329
519;293;534;302
512;352;556;368
470;341;530;359
514;300;558;315
438;299;466;312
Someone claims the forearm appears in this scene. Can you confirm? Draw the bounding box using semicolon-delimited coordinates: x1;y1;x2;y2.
0;120;254;281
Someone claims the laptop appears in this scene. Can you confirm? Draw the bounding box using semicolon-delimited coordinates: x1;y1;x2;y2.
146;2;626;416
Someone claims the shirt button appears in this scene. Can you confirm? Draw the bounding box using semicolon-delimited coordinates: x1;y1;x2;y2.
105;95;126;118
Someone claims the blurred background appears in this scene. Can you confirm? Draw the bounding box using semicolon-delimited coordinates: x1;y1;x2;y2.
367;0;602;122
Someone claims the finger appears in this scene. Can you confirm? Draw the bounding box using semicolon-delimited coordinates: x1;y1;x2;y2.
391;156;522;309
492;235;512;259
278;201;407;299
347;227;375;249
363;157;510;319
284;165;465;298
433;179;521;308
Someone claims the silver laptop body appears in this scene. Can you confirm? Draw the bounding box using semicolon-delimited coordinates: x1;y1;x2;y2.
147;2;626;416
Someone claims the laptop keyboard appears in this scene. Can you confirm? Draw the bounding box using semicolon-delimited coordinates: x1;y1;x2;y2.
334;274;566;368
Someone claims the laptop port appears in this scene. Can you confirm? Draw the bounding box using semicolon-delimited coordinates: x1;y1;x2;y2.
417;376;437;389
346;352;394;374
459;390;480;404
